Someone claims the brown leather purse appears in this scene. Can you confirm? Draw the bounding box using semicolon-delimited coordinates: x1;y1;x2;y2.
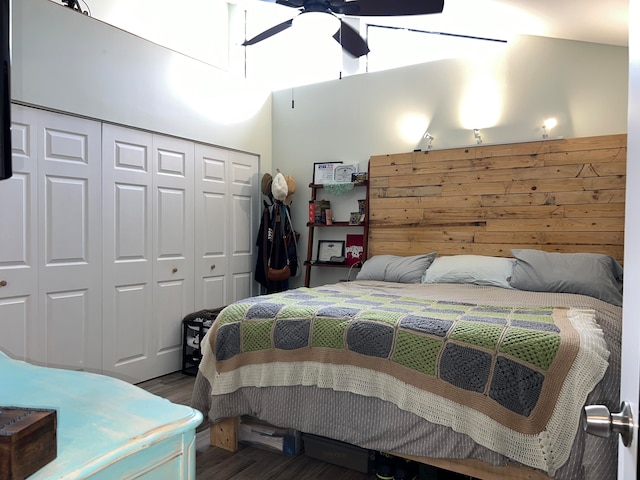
267;208;291;281
267;263;291;281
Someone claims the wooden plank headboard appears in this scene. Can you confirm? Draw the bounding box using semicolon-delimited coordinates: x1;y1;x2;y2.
368;134;626;264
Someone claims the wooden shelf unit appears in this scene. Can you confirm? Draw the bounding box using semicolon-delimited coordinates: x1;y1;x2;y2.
304;180;369;287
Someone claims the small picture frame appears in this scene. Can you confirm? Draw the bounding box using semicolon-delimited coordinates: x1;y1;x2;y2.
317;240;345;263
313;162;342;185
349;212;361;225
358;199;366;215
352;172;368;183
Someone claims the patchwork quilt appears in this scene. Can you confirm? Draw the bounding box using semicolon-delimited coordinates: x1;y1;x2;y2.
199;286;610;474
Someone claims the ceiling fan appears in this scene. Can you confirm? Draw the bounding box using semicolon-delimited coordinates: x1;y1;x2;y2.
242;0;445;58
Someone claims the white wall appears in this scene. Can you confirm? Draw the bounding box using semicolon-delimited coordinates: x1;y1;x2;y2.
12;1;629;290
272;35;628;287
11;0;273;172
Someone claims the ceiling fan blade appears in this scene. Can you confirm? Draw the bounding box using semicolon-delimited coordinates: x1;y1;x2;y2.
242;19;294;46
333;20;370;58
339;0;445;16
275;0;305;7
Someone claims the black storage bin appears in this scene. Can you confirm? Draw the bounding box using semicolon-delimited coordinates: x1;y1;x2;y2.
181;307;225;376
302;433;374;473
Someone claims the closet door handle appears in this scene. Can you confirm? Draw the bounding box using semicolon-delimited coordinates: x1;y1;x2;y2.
0;280;6;287
210;264;216;270
172;267;178;274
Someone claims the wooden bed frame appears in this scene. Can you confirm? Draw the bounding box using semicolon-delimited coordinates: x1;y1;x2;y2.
208;133;627;480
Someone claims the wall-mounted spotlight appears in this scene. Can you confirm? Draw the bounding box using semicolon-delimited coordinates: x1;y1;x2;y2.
473;129;482;145
423;132;434;149
542;117;557;139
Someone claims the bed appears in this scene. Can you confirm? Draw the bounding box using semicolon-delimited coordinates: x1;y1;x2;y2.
190;134;626;480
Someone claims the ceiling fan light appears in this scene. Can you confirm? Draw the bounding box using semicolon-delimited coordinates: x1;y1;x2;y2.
292;11;340;37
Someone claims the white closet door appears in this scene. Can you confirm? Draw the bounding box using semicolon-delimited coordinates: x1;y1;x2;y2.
194;144;229;310
102;124;154;382
227;150;259;304
0;105;38;361
36;110;102;372
152;135;194;377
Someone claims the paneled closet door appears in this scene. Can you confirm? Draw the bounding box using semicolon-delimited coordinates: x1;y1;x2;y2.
227;150;259;304
0;105;38;361
194;144;229;310
36;110;102;372
194;146;259;309
102;124;154;382
152;135;195;377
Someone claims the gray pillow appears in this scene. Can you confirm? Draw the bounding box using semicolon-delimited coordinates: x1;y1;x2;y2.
510;249;623;306
356;253;437;283
421;255;515;289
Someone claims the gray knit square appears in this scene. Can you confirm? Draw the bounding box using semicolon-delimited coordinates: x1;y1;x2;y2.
439;343;491;393
346;320;394;358
274;319;311;350
215;323;241;361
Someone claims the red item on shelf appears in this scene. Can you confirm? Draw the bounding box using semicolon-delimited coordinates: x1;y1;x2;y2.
345;234;364;266
308;201;315;224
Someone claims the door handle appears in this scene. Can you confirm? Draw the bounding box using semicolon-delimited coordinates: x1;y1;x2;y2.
583;401;634;446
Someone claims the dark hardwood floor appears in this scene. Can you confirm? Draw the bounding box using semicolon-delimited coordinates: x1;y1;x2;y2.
137;372;378;480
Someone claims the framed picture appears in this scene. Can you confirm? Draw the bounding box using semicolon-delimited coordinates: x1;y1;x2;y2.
349;212;361;225
333;164;357;183
317;240;345;263
313;162;342;185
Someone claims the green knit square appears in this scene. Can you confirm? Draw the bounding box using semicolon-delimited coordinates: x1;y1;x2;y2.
470;306;511;316
430;303;469;312
499;327;560;371
356;309;403;326
311;318;348;349
449;321;504;350
242;320;274;352
278;304;317;320
511;312;555;324
399;297;435;306
217;303;251;325
392;330;442;375
422;311;460;321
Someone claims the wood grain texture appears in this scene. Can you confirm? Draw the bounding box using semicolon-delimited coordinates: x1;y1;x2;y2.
368;134;626;263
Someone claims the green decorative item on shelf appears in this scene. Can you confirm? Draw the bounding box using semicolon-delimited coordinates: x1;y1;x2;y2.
324;183;354;196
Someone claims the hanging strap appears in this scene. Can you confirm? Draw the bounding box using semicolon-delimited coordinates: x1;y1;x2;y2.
284;205;299;258
268;203;289;269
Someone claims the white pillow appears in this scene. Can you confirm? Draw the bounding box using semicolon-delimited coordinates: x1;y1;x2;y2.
422;255;515;289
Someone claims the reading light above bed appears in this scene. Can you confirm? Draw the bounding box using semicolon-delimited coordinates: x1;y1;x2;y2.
423;131;434;149
473;128;482;144
542;117;558;138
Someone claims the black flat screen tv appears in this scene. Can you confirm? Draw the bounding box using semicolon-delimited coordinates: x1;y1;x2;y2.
0;0;11;181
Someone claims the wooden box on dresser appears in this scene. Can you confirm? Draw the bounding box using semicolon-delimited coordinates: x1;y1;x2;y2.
0;351;202;480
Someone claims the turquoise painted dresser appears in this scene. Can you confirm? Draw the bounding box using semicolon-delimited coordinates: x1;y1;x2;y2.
0;351;202;479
